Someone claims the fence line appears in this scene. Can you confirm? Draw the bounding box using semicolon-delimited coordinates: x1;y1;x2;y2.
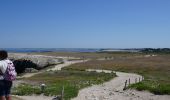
123;76;144;91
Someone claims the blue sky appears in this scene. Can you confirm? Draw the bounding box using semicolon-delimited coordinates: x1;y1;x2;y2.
0;0;170;48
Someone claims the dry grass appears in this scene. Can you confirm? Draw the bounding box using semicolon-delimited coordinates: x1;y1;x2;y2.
31;52;142;59
63;54;170;94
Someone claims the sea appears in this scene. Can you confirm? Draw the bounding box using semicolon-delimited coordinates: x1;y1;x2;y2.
0;48;141;53
0;48;101;53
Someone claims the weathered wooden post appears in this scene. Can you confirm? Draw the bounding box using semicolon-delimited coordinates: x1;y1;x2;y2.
142;76;144;81
61;86;64;100
128;78;130;85
123;80;128;90
135;78;137;83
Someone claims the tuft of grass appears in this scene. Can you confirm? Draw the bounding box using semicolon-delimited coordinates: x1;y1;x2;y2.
12;84;41;95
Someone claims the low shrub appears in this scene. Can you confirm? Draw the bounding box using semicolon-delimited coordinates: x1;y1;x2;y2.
129;80;170;95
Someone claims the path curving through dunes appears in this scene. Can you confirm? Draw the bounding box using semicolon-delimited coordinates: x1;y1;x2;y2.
72;70;170;100
17;59;86;78
14;58;170;100
47;59;87;71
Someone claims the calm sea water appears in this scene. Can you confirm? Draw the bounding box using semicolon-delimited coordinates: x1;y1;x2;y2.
1;48;100;53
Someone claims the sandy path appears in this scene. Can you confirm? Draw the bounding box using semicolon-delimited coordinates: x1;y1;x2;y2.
72;70;170;100
15;95;53;100
47;60;86;71
17;59;85;78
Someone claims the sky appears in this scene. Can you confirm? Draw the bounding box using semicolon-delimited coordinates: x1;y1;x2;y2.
0;0;170;48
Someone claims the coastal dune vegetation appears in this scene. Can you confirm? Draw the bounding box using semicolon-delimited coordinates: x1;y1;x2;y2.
63;54;170;95
13;70;116;99
12;50;170;99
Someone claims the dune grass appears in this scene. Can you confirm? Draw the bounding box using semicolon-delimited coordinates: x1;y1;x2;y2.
13;70;116;100
63;54;170;95
129;80;170;95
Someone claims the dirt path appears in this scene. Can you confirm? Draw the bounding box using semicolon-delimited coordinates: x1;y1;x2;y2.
72;70;170;100
15;95;53;100
47;60;86;71
17;59;85;78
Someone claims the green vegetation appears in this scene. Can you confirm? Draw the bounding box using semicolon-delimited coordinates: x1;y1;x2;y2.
13;84;41;95
32;52;141;60
13;70;116;99
63;55;170;95
129;80;170;95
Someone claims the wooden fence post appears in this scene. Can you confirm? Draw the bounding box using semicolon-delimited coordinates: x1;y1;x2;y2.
123;80;127;90
61;86;64;100
142;76;144;81
135;78;137;83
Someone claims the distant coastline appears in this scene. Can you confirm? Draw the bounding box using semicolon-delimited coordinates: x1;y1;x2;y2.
0;48;100;53
1;48;170;53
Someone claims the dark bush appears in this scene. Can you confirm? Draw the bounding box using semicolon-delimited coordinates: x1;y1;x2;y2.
13;59;37;74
